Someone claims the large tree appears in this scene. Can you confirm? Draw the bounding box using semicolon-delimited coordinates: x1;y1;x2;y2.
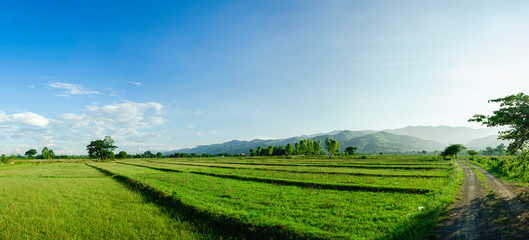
41;147;54;159
86;136;117;161
285;143;293;156
469;93;529;155
441;144;467;159
25;149;37;159
345;146;357;156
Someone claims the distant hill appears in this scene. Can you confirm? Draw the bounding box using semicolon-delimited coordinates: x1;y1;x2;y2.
384;126;500;144
466;135;510;150
166;126;507;155
343;132;446;153
170;130;377;155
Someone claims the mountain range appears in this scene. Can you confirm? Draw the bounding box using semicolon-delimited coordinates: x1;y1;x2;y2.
168;126;506;155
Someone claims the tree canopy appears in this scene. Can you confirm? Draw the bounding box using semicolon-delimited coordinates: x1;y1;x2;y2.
469;93;529;155
86;136;117;161
25;149;37;158
441;144;467;159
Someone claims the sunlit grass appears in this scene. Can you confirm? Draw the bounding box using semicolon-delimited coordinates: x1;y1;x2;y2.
0;163;206;239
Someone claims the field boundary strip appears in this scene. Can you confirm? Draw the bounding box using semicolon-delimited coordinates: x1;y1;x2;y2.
85;163;328;240
119;162;433;194
147;160;448;178
148;161;449;170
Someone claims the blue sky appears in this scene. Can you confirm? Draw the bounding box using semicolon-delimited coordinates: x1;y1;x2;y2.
1;0;529;154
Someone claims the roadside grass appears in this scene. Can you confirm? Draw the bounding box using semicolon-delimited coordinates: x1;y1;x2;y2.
91;157;461;239
0;163;209;239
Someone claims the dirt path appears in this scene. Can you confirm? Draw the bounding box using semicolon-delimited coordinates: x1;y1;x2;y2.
436;160;500;240
465;161;529;239
436;160;529;239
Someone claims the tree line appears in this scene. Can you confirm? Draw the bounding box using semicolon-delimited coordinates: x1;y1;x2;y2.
249;137;357;157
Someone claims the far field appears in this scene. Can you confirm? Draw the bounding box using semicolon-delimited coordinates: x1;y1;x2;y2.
0;156;461;239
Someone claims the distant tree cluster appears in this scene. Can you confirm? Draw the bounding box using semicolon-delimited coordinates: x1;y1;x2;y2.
248;137;356;157
480;144;506;156
166;152;238;158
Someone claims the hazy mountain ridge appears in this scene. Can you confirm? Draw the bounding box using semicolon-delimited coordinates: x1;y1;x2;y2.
466;135;510;150
344;131;446;153
168;126;505;155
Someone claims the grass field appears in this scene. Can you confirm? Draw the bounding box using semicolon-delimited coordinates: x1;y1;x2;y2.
0;156;462;239
0;163;216;239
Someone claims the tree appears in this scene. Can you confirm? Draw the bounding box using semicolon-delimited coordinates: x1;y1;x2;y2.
285;143;293;156
266;146;274;156
467;150;479;159
86;136;117;161
441;144;467;159
313;139;322;156
325;137;332;155
156;152;163;158
483;147;494;156
256;146;262;156
25;149;37;159
345;146;357;156
325;137;340;156
469;93;529;155
41;147;54;159
116;151;128;159
249;148;256;156
495;143;505;156
330;139;340;156
144;151;154;158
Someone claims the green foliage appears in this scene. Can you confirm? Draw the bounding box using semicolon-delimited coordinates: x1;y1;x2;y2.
324;137;340;156
344;146;357;156
41;147;55;159
25;149;37;159
86;136;117;161
469;92;529;155
440;144;467;159
467;150;479;160
116;151;128;159
285;144;293;156
470;155;529;182
1;154;8;163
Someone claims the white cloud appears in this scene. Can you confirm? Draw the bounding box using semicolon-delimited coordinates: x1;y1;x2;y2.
48;81;99;95
0;111;49;128
0;100;168;154
129;81;142;86
186;122;195;129
194;111;203;115
28;85;35;88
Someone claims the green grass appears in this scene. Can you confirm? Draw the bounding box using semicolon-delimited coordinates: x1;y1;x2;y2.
0;163;210;239
144;159;451;177
123;160;448;191
91;157;462;239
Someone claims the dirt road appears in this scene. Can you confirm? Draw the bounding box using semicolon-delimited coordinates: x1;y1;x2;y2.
436;160;529;239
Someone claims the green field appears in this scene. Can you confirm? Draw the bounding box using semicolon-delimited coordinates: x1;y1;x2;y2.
0;156;462;239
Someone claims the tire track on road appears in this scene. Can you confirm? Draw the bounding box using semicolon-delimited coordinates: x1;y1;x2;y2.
465;160;529;239
436;161;500;240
